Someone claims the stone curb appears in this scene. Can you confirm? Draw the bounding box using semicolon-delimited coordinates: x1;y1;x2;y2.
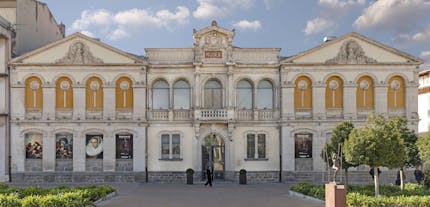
288;190;325;205
90;191;118;206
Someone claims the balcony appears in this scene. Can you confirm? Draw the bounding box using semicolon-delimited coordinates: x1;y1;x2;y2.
26;109;42;120
86;109;103;120
235;109;253;121
197;109;228;121
149;109;169;121
295;108;312;120
326;108;343;119
173;109;192;120
257;109;277;121
357;108;374;119
56;109;73;120
388;108;406;117
116;108;133;120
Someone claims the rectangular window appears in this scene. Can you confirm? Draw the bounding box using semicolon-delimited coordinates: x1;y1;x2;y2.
295;133;312;158
172;134;181;159
325;133;332;143
247;134;255;159
257;134;266;159
161;134;170;159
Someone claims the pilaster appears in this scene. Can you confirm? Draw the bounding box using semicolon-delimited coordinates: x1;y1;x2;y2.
343;85;356;119
73;86;85;120
103;86;115;119
42;132;55;171
133;126;146;171
313;85;326;119
375;85;388;115
43;86;55;119
73;130;85;171
103;132;115;171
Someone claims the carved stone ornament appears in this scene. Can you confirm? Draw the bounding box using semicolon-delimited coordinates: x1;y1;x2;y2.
30;80;40;90
329;80;339;89
90;81;100;91
359;80;369;90
120;81;130;90
298;80;308;90
60;81;70;90
391;80;400;90
326;40;377;64
56;41;104;64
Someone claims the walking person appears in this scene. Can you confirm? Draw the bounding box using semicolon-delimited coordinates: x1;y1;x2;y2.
204;165;213;187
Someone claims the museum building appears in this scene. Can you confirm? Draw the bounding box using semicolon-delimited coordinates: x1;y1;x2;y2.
7;21;422;183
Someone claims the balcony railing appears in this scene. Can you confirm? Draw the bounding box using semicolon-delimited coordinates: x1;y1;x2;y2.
56;109;73;120
357;108;374;118
116;108;133;119
235;109;253;121
326;108;343;119
295;108;312;119
149;109;169;121
257;109;275;121
388;108;406;117
199;109;228;121
173;109;192;120
86;109;103;120
26;109;42;120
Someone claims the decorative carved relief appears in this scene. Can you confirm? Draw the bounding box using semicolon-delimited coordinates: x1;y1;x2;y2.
326;40;377;64
56;41;104;64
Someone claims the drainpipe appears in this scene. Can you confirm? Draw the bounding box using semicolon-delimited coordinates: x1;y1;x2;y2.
144;65;148;183
7;65;11;182
278;63;282;183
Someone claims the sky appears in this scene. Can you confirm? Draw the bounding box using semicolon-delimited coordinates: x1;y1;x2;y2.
41;0;430;68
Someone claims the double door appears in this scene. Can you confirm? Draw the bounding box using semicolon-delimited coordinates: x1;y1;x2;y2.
202;145;225;180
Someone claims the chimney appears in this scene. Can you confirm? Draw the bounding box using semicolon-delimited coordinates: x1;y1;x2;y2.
58;23;66;38
323;36;336;42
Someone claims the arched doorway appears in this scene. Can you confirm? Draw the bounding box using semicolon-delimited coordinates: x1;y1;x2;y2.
202;133;225;180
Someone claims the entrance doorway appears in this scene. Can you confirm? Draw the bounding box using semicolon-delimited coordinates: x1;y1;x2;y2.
202;134;225;180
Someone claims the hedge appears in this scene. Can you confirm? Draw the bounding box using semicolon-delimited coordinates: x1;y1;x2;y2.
291;182;430;207
0;184;115;207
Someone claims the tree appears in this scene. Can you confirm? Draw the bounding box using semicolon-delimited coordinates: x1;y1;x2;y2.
344;114;407;197
417;133;430;168
390;116;421;190
320;121;358;188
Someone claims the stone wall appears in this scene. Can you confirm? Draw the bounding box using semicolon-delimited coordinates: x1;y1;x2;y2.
86;159;103;171
147;171;186;183
25;159;42;172
115;159;133;171
55;159;73;171
11;172;146;183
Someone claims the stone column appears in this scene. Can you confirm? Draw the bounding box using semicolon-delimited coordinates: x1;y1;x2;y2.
43;86;55;120
103;132;115;171
133;85;146;120
133;126;146;172
103;86;115;119
11;86;25;119
375;85;388;115
11;125;24;172
343;85;356;119
282;126;294;171
406;84;419;119
283;85;295;120
73;130;85;171
312;84;326;119
0;119;6;181
194;65;201;109
227;65;234;109
42;132;55;171
73;86;85;120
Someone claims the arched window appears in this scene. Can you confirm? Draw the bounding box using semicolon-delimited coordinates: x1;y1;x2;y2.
236;80;253;109
294;76;312;109
356;76;374;109
173;80;190;109
204;80;222;109
116;77;133;110
256;80;273;109
388;76;405;109
325;76;343;109
56;77;73;110
86;77;103;110
152;80;169;109
25;76;43;111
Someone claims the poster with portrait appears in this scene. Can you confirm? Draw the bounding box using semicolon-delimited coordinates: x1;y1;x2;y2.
86;135;103;159
295;133;312;158
25;133;43;159
56;134;73;159
116;134;133;159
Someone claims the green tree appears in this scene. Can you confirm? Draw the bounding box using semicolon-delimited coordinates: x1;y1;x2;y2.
344;114;407;197
320;121;357;188
417;133;430;188
390;116;421;190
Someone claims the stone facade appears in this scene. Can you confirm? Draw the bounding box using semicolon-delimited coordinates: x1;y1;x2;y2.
6;22;423;184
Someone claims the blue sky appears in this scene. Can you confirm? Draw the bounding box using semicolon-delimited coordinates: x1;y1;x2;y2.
42;0;430;67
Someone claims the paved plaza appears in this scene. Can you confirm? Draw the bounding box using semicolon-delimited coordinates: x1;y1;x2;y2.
97;182;323;207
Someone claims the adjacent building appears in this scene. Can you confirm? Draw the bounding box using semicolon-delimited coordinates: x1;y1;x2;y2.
8;21;422;183
418;69;430;137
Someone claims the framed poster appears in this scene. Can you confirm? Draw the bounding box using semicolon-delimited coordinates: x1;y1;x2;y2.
86;135;103;159
25;133;43;159
56;133;73;159
116;134;133;159
295;133;312;158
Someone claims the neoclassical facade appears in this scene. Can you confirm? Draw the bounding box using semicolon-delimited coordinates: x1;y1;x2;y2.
8;21;422;183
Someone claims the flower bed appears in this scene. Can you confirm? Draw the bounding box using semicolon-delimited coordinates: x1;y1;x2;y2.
0;183;115;207
290;182;430;207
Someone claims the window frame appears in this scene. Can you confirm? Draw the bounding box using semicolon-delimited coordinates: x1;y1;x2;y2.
152;80;170;110
159;133;182;161
244;132;268;161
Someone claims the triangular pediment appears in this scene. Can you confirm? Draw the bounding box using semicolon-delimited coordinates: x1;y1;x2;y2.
11;33;143;65
283;32;422;65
